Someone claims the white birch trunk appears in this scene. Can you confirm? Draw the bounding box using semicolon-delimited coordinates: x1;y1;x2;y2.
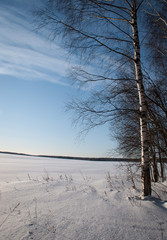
132;0;151;196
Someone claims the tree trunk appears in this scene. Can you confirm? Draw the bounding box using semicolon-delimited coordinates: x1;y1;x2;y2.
156;128;165;181
132;0;151;196
148;123;159;182
152;146;159;182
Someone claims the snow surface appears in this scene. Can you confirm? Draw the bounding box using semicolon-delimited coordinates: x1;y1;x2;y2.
0;154;167;240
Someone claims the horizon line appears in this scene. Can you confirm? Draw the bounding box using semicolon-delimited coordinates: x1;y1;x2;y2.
0;150;140;162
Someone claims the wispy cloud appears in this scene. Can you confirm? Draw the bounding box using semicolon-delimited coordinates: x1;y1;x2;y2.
0;2;73;85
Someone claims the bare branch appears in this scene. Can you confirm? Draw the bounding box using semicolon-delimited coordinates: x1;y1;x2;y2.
44;14;134;61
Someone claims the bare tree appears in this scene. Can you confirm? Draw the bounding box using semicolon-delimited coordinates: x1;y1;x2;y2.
35;0;158;195
143;0;167;77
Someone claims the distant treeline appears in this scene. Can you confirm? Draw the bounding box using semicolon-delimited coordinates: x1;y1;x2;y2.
0;151;166;163
0;151;139;162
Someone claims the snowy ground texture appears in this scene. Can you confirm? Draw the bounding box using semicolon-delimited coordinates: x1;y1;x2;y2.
0;154;167;240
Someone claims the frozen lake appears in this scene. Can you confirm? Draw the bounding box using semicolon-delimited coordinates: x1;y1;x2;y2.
0;153;120;182
0;153;167;240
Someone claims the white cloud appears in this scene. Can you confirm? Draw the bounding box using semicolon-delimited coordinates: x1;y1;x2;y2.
0;2;74;85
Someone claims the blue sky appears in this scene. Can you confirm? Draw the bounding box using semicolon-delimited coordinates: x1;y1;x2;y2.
0;0;116;157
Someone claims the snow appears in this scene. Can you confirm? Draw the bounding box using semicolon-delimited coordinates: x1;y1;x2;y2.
0;154;167;240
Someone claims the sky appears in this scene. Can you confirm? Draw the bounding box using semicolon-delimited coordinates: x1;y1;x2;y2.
0;0;116;157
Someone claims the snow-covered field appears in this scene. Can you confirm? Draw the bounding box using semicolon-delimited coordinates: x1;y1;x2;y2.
0;154;167;240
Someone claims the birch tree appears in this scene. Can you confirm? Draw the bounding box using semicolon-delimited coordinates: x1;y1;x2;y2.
35;0;153;195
